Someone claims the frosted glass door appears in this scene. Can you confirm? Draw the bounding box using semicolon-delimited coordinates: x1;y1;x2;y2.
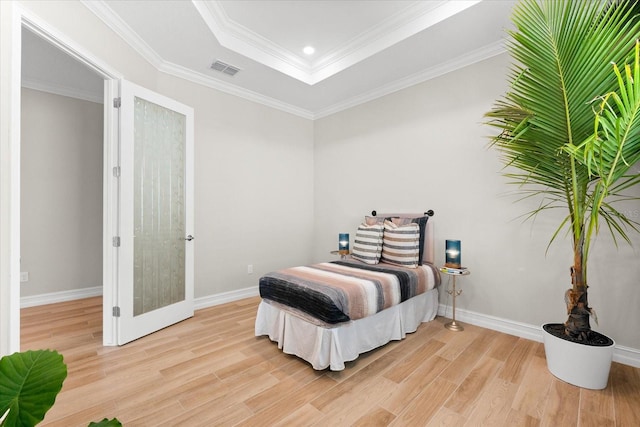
133;97;185;316
117;80;194;345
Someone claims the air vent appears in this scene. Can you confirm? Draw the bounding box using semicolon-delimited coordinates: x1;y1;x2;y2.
210;60;240;77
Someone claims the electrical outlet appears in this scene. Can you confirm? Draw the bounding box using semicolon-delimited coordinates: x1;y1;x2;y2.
20;272;29;283
247;264;253;274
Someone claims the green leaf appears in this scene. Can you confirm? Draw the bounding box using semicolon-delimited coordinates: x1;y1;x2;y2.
88;418;122;427
486;0;640;286
0;350;67;427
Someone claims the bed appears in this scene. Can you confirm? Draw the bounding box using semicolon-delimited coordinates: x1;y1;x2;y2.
255;211;441;370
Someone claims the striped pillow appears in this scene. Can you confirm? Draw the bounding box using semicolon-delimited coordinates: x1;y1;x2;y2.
390;215;429;265
381;220;420;268
351;222;384;264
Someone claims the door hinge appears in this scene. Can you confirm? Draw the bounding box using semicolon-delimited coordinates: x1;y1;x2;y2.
112;306;120;317
112;236;120;247
113;97;121;108
112;166;121;177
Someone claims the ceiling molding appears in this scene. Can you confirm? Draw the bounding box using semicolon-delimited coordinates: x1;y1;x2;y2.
159;62;316;120
79;0;507;121
309;0;481;84
314;39;507;120
22;77;104;104
195;0;481;85
192;0;312;83
81;0;164;70
82;0;315;118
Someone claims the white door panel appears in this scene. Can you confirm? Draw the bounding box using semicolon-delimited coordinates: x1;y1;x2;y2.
117;80;194;345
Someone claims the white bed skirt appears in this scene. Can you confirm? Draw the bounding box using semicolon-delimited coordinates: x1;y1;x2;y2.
254;287;439;371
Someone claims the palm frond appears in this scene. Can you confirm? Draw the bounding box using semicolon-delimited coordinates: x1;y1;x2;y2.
486;0;640;287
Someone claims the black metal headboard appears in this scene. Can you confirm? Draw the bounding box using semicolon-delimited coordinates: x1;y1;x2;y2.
371;210;434;217
369;210;435;263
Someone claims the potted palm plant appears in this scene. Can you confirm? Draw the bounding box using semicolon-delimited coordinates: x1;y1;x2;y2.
486;0;640;389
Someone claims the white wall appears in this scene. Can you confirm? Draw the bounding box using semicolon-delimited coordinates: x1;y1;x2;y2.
156;74;315;297
314;53;640;351
2;1;638;355
20;88;103;297
13;1;315;303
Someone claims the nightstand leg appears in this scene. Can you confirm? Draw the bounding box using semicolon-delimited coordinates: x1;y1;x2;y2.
445;276;464;331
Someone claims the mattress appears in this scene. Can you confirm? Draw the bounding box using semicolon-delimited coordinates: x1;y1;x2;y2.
259;259;440;324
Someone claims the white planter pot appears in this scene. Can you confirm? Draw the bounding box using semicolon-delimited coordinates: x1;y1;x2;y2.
542;324;615;390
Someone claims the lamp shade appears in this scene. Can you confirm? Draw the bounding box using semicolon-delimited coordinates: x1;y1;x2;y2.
339;233;349;254
445;239;461;268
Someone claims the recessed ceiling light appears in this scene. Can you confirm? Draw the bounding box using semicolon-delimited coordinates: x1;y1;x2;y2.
303;46;315;55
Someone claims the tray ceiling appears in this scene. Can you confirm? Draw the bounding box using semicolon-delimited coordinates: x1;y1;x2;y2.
23;0;516;119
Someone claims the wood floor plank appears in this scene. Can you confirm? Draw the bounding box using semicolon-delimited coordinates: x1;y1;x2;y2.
116;400;188;427
382;338;444;383
505;408;541;426
486;329;519;361
390;376;458;426
498;338;536;384
381;355;451;416
42;401;118;427
426;407;467;427
439;330;498;385
236;375;338;426
18;296;640;426
580;385;614;418
312;376;397;426
351;406;397;427
310;350;398;412
511;352;553;420
610;362;640;426
243;366;326;413
444;355;502;417
272;403;324;427
539;377;580;427
435;329;479;361
464;376;519;426
579;411;616;427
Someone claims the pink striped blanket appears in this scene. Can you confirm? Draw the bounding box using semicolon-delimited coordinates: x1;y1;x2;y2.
259;260;440;324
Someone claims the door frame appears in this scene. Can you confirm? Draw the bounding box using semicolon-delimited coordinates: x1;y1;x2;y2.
5;5;123;352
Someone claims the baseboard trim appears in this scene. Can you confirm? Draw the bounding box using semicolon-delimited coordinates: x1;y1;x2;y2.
18;285;259;310
438;303;640;368
19;287;639;368
20;286;103;308
194;286;259;310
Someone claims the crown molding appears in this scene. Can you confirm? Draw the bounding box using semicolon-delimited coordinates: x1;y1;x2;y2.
192;0;312;83
309;0;480;84
79;0;505;121
196;0;481;85
22;77;103;104
81;0;164;69
314;39;507;120
159;62;315;120
83;0;314;118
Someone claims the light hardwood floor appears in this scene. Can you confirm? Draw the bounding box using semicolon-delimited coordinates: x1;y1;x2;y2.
20;296;640;426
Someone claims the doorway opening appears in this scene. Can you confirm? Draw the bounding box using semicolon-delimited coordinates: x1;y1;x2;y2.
13;15;121;349
20;26;105;310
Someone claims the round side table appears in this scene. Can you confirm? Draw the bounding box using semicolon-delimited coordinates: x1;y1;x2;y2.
439;267;470;331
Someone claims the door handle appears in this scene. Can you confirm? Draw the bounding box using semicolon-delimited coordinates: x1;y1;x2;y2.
185;235;194;241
